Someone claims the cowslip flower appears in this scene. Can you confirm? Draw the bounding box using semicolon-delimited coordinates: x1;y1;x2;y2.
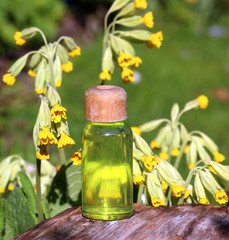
142;155;160;172
161;180;168;192
36;146;50;160
171;148;180;157
172;184;186;198
14;31;27;46
58;132;75;148
140;12;154;28
151;197;166;207
35;88;46;95
121;67;134;83
134;0;148;9
159;152;168;160
131;126;141;135
71;151;82;166
7;183;15;191
150;140;160;149
146;31;163;48
2;73;16;86
196;95;208;109
99;70;112;81
213;151;225;163
118;52;133;68
0;187;5;194
50;104;67;123
134;173;145;185
61;61;73;73
130;56;142;68
215;191;228;204
28;69;37;77
199;198;209;204
38;127;58;146
68;46;81;58
55;79;62;88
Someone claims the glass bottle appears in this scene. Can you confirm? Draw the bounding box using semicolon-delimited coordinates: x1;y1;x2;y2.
82;85;133;220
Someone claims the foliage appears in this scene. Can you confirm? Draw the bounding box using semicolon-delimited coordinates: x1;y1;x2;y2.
0;0;66;54
0;0;229;238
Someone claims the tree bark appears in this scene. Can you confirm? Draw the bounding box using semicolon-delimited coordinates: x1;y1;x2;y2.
15;204;229;240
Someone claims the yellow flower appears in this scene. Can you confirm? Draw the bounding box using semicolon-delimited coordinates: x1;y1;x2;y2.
215;191;228;204
131;127;141;135
14;31;27;46
55;79;62;88
172;185;186;198
150;140;160;149
2;73;16;86
99;70;112;81
196;95;208;109
134;0;148;9
142;155;160;172
68;46;81;58
213;151;225;163
38;127;58;146
183;145;190;154
71;151;82;166
7;183;15;191
0;186;5;193
121;67;134;83
151;197;166;207
198;198;209;204
140;12;154;28
146;31;163;49
130;56;142;68
159;152;168;160
118;52;133;68
50;104;67;123
58;132;75;149
171;148;180;157
36;147;50;160
133;173;145;185
28;69;37;77
35;88;46;95
188;162;196;170
208;165;217;175
61;61;73;73
161;180;168;192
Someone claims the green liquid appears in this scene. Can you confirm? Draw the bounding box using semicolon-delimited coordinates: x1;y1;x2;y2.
82;122;133;220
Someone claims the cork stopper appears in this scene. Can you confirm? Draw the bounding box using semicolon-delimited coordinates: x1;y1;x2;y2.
84;85;127;122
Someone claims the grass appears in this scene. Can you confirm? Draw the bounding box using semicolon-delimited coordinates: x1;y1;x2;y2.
0;21;229;165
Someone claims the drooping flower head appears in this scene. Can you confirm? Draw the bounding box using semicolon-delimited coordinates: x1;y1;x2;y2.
71;151;82;166
61;61;73;73
14;32;27;46
68;46;81;58
58;132;75;149
146;32;163;48
99;70;112;81
196;95;209;109
37;127;58;146
134;0;148;10
2;73;16;86
50;104;67;123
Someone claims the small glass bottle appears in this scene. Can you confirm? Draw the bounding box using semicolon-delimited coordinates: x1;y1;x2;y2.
82;85;133;220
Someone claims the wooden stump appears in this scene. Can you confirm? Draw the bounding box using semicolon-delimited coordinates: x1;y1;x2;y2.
15;204;229;240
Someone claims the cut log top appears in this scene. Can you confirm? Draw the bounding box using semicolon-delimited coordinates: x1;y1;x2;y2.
16;204;229;240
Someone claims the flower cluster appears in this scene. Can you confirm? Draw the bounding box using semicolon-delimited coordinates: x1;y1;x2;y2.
34;86;75;160
99;0;163;83
2;27;81;94
132;95;228;206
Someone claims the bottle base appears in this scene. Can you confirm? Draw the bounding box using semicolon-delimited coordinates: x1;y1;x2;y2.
82;206;133;221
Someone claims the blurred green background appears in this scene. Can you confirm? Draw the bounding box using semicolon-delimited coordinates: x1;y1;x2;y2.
0;0;229;164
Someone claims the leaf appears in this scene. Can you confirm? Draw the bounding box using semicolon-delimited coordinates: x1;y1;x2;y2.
110;35;135;55
7;188;37;236
48;161;82;217
140;119;167;132
42;198;51;219
107;0;130;15
171;103;179;122
116;16;142;27
17;172;37;215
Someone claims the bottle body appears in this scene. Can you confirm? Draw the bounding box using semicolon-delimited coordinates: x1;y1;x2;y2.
82;121;133;220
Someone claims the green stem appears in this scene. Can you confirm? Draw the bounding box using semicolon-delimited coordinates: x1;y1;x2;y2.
174;139;189;169
58;148;66;165
137;184;144;204
36;158;44;222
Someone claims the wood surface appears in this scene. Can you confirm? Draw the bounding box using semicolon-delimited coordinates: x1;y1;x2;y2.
15;204;229;240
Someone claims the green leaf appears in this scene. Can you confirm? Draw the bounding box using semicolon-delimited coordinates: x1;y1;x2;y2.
17;172;37;215
107;0;130;15
42;198;51;219
7;188;37;236
110;35;135;55
48;161;82;217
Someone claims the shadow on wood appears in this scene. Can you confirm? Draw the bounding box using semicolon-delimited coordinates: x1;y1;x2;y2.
15;204;229;240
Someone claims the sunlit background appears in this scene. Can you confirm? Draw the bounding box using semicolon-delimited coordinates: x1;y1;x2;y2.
0;0;229;164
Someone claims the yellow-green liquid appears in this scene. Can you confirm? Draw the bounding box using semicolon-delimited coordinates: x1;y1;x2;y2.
82;122;133;220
